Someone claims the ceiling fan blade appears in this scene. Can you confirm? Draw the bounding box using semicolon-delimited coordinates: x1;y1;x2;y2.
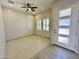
27;3;31;8
31;8;35;12
25;9;29;11
8;0;14;4
21;6;27;8
32;7;37;9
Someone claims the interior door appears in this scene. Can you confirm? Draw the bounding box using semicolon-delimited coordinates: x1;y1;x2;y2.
54;8;77;51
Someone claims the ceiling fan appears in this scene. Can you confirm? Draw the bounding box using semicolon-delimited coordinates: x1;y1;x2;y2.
21;3;38;12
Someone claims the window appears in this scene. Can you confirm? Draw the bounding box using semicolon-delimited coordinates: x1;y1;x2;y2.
58;8;71;44
59;8;71;17
59;18;70;26
58;36;69;44
43;19;46;30
58;28;70;35
37;20;41;30
43;19;49;31
36;18;50;31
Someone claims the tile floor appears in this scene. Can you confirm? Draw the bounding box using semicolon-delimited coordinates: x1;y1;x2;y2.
5;35;79;59
5;35;50;59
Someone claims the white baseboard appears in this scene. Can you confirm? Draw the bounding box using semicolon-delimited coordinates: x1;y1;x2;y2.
6;34;35;41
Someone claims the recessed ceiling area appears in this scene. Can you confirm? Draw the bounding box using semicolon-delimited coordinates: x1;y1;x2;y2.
1;0;55;14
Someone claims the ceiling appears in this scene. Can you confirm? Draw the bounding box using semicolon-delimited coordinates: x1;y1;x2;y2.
1;0;55;14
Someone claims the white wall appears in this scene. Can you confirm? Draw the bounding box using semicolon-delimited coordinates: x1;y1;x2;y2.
0;3;5;59
35;10;51;38
2;7;34;40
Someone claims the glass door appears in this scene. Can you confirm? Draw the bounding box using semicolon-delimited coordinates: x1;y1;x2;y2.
55;8;76;51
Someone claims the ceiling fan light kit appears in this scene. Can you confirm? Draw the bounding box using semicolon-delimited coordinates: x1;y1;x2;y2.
21;3;37;12
28;8;31;11
8;0;37;14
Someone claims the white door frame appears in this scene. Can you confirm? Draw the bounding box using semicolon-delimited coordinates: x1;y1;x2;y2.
76;7;79;55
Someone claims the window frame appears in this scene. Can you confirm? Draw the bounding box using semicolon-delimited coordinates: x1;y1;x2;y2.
36;18;50;32
37;20;42;30
42;18;50;31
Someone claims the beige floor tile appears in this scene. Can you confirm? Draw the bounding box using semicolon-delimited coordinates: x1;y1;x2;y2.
5;35;50;59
